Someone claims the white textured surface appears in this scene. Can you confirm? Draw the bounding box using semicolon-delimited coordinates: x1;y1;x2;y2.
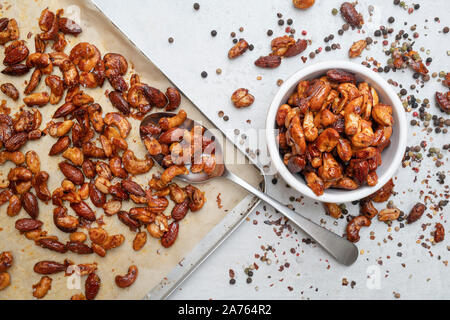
93;0;449;299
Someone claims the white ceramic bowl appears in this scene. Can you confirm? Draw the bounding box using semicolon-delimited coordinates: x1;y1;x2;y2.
266;61;407;203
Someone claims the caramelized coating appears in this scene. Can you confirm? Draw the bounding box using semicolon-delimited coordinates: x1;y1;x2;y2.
276;69;394;194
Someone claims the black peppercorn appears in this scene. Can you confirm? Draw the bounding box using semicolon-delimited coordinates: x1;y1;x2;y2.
201;71;207;78
211;30;217;37
193;3;200;10
267;29;273;36
374;30;381;37
287;18;293;25
278;19;284;26
229;279;236;285
388;17;395;23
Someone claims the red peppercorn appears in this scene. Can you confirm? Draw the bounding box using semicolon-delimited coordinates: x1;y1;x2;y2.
301;30;307;36
413;111;418;117
285;27;291;33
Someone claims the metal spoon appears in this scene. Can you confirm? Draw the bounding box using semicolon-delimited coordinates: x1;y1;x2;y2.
140;113;359;266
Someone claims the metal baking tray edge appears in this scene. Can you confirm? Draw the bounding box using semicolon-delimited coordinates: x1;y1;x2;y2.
88;0;266;300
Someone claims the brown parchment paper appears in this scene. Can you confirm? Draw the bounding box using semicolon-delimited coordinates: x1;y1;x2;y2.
0;0;261;300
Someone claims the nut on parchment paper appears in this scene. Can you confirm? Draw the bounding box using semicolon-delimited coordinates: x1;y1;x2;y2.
228;39;249;59
231;88;255;108
433;223;445;243
340;2;364;28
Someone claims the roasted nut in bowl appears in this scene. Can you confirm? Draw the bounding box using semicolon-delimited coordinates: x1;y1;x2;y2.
265;61;407;203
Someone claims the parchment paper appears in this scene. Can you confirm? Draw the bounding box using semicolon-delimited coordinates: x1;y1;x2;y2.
0;0;261;300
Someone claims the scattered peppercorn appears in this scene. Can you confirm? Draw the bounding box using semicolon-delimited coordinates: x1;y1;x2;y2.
201;71;207;78
211;30;217;37
388;17;395;23
193;3;200;10
168;37;174;43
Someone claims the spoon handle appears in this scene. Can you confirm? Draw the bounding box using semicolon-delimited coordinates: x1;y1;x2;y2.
223;170;359;266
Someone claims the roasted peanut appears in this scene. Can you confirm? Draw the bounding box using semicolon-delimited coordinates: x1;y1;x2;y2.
293;0;315;9
346;215;371;243
433;223;445;243
0;252;13;272
109;91;130;114
340;2;364;27
118;211;140;231
21;191;39;218
62;147;84;166
122;150;153;175
231;88;255;108
370;179;394;202
372;104;393;127
53;206;79;233
133;232;147;251
0;150;25;165
407;203;426;224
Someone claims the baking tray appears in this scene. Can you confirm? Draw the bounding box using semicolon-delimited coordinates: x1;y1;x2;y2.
0;0;264;300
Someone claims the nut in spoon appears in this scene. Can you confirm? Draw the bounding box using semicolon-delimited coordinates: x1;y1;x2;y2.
140;112;358;266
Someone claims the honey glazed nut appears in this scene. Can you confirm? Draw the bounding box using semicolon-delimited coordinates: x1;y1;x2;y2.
276;69;394;196
231;88;255;108
0;6;210;299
